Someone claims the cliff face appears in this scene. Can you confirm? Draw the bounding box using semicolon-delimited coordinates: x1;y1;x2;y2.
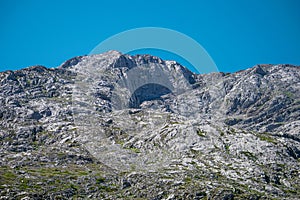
0;51;299;199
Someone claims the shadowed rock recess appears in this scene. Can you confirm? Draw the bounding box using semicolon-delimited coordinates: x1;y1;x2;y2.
0;50;300;199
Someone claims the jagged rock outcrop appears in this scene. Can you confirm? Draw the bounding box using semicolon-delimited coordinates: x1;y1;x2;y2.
0;51;299;199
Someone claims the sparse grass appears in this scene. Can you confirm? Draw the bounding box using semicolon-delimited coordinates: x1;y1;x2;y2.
283;188;297;195
197;129;206;137
184;177;192;183
257;133;277;144
240;151;257;161
122;145;141;153
0;167;17;184
169;121;183;125
116;140;125;146
19;178;30;190
224;143;231;154
98;185;117;192
23;165;91;179
283;91;294;99
228;128;236;134
96;177;106;184
220;131;225;136
0;163;113;196
129;147;141;153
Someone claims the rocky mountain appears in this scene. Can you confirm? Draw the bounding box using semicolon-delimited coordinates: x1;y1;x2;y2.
0;50;299;199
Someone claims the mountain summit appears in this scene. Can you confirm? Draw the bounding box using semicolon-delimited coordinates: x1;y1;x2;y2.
0;51;299;199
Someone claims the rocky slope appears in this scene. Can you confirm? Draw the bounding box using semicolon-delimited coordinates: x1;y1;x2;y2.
0;51;299;199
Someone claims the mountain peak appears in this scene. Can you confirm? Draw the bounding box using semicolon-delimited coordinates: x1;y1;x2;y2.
0;51;300;199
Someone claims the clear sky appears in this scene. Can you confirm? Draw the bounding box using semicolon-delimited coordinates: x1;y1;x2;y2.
0;0;299;73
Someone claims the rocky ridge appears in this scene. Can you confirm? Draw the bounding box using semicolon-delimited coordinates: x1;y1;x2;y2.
0;51;299;199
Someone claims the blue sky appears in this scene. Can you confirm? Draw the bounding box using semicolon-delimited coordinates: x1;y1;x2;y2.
0;0;299;73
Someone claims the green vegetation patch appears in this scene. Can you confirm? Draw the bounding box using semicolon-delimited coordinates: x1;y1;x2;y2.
257;132;277;144
240;151;257;161
196;129;206;137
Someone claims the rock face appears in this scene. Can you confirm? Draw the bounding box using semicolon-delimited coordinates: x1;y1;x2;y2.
0;50;300;199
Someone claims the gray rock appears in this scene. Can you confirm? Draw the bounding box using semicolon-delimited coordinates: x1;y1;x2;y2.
0;51;299;199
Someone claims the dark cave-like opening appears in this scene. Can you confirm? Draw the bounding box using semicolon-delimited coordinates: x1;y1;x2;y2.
129;83;172;108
